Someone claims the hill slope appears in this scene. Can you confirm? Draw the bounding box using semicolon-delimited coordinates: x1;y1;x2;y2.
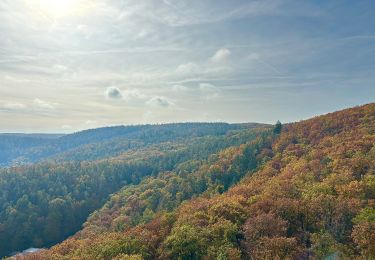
0;123;264;166
0;123;269;257
31;103;375;259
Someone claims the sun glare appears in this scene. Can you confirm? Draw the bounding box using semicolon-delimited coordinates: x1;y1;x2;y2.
26;0;81;18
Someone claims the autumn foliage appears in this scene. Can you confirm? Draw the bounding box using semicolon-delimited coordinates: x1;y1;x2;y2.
15;103;375;259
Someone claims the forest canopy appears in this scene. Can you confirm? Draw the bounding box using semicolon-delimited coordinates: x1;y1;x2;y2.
1;104;375;259
0;123;268;257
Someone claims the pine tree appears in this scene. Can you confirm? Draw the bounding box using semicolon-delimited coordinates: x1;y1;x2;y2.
273;120;282;134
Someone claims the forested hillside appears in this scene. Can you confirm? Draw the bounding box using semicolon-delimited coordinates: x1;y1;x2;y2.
0;123;269;257
0;123;261;166
26;103;375;259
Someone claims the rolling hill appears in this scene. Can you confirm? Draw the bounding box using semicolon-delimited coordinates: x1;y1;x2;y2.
0;122;269;257
0;123;265;167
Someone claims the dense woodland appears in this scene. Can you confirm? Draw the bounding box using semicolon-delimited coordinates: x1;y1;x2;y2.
15;103;374;260
0;104;374;259
0;123;268;257
0;123;258;166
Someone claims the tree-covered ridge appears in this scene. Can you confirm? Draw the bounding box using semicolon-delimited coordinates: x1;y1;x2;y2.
0;124;268;257
31;103;375;259
0;123;264;166
51;125;267;163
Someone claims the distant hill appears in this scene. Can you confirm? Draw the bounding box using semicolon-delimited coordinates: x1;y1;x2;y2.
0;123;267;166
0;134;63;166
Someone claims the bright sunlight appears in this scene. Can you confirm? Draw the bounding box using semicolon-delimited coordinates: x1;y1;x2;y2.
25;0;82;18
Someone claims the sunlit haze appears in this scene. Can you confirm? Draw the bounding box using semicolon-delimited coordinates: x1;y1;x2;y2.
25;0;82;18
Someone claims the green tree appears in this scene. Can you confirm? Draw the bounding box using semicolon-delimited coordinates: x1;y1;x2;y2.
273;120;282;134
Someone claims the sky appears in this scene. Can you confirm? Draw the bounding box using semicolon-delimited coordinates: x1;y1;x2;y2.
0;0;375;133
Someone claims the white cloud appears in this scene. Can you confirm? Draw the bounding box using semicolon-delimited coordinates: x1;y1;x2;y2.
122;88;146;100
76;24;92;38
104;87;147;104
172;84;189;92
3;75;31;83
2;102;26;110
105;86;122;99
211;48;231;62
176;62;199;75
199;83;220;99
1;99;57;113
152;0;291;27
147;96;172;107
52;64;68;71
33;98;56;110
135;29;150;40
199;83;218;92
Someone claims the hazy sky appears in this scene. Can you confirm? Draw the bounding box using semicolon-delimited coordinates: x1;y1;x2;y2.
1;0;374;133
